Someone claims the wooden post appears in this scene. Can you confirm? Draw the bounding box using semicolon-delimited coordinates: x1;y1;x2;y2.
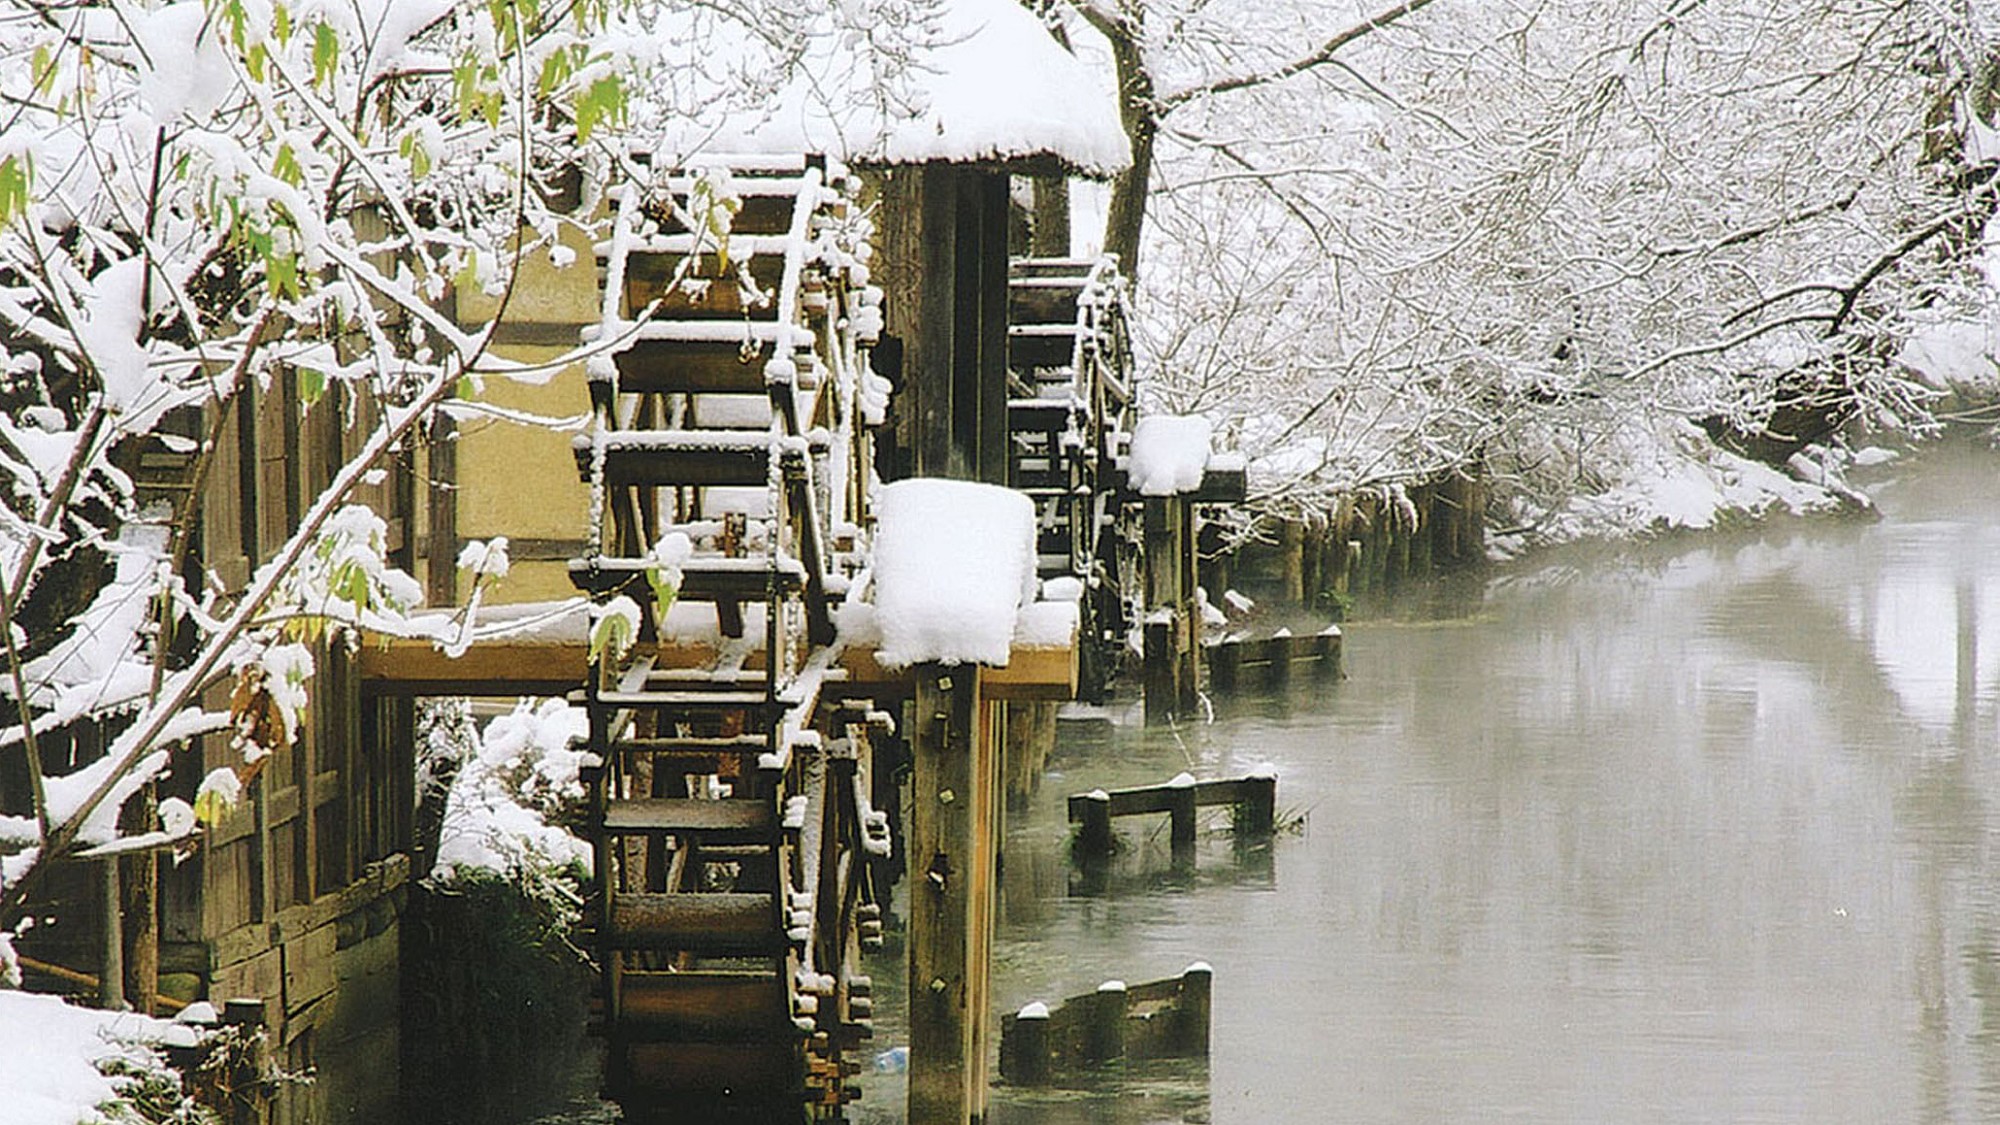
1176;496;1200;711
98;859;125;1010
1313;626;1342;678
1002;701;1055;811
1071;790;1113;856
1281;519;1304;607
1176;963;1213;1057
1084;980;1128;1062
1266;630;1293;688
1209;639;1240;692
119;783;158;1014
1240;768;1277;838
910;665;998;1125
1166;775;1196;867
1141;494;1204;720
1011;1002;1052;1086
1143;614;1175;725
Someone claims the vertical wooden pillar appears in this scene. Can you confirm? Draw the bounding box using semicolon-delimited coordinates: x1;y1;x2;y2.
1143;496;1201;723
98;859;125;1010
119;791;158;1014
910;666;1000;1125
1177;496;1200;707
882;165;1012;487
1002;701;1056;810
1143;497;1177;724
1281;518;1304;607
1176;963;1213;1056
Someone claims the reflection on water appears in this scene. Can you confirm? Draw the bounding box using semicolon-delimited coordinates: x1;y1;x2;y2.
856;440;2000;1123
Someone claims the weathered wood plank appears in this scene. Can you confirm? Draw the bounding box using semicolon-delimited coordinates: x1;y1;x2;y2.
359;635;1076;699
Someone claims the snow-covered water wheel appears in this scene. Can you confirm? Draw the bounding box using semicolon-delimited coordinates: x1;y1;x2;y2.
571;153;889;1122
1006;256;1139;701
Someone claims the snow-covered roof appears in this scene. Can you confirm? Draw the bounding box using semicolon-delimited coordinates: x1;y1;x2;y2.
677;0;1130;175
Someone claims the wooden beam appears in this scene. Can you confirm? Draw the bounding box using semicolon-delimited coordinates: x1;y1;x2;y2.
359;635;1077;700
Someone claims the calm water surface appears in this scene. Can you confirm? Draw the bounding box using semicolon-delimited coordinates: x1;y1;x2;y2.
856;441;2000;1124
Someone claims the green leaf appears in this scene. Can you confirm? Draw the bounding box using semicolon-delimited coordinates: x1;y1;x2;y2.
313;23;338;89
453;54;480;121
589;604;636;663
30;44;56;97
246;41;266;82
574;74;624;144
193;783;236;827
272;143;301;187
298;366;326;407
0;156;29;229
272;3;291;46
645;566;678;623
268;252;299;300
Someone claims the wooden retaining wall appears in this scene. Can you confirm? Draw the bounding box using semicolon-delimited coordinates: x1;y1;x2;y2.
1204;470;1486;613
999;964;1213;1084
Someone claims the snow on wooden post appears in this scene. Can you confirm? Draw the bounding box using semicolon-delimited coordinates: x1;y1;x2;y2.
1072;789;1114;856
1175;963;1214;1056
1166;771;1198;866
1133;416;1214;724
1083;979;1129;1062
1240;763;1279;839
1009;1001;1053;1086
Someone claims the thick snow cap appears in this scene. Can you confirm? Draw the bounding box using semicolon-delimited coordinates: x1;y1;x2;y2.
1129;414;1215;496
679;0;1130;175
873;479;1038;667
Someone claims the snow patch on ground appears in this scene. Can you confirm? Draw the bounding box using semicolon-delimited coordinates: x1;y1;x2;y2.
0;991;191;1125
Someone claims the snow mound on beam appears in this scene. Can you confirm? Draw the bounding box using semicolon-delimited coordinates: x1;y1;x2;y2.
873;479;1037;667
1129;415;1213;496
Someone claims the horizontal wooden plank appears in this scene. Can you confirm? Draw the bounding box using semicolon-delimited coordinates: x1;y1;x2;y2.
361;635;1075;699
603;798;773;839
618;970;794;1042
1068;778;1270;820
608;892;777;953
617;1038;803;1096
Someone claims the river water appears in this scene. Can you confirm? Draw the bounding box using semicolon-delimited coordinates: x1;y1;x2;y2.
852;440;2000;1124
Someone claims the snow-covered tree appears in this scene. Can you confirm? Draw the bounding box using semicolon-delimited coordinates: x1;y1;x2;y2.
0;0;940;934
1064;0;2000;536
